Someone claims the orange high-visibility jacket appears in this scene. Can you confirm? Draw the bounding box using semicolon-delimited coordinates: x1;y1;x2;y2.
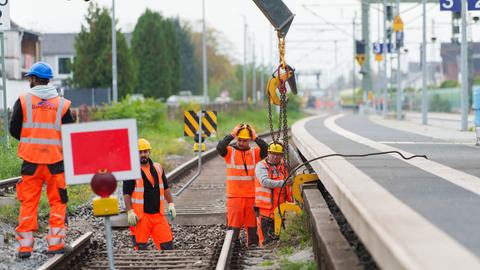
225;147;262;197
18;94;71;164
131;163;165;219
254;161;291;210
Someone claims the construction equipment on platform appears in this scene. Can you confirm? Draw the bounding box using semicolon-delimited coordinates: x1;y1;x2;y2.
252;0;295;38
292;174;319;204
275;151;429;235
272;173;318;236
274;202;302;236
254;0;298;173
266;66;297;106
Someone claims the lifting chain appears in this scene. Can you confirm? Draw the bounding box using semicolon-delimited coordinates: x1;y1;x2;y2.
267;33;290;170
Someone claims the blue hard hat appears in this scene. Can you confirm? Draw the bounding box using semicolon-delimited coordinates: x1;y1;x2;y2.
25;62;53;79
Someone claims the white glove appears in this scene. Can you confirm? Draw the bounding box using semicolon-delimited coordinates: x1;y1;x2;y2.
127;209;139;226
168;203;176;220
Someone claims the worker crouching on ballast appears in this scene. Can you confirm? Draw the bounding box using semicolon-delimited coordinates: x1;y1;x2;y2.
216;123;268;246
255;142;293;246
123;138;176;250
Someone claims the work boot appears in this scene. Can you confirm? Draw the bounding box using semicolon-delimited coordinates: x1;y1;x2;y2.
47;244;72;255
17;251;31;259
137;243;148;250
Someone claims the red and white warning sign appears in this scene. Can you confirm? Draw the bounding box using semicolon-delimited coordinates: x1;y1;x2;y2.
61;119;141;185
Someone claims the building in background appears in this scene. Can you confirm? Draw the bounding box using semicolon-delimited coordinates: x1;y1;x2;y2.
441;42;480;81
5;21;41;80
42;33;76;87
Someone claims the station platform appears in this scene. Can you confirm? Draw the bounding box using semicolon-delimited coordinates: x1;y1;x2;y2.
292;113;480;270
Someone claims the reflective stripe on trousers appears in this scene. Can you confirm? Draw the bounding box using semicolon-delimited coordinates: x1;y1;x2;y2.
16;231;34;248
46;227;66;246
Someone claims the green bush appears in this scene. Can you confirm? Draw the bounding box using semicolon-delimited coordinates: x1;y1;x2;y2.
279;212;311;248
0;139;21;179
92;96;165;130
179;101;201;112
430;94;451;112
439;80;460;89
287;93;302;113
475;76;480;85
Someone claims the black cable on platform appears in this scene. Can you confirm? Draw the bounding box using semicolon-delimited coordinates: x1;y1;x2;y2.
276;151;429;232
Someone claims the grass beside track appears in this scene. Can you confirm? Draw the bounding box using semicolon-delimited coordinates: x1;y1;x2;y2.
0;98;305;227
276;213;317;269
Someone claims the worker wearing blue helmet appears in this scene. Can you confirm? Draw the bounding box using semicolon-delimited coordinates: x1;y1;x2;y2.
25;62;54;80
9;61;74;259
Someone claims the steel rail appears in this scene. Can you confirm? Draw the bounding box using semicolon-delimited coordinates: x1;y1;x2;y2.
38;232;93;270
215;230;235;270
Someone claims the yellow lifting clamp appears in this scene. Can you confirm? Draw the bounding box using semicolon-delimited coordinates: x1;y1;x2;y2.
274;202;302;236
292;174;319;204
266;68;296;106
92;196;119;217
265;34;298;107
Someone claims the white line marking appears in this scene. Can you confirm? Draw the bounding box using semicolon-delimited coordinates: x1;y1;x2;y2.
378;141;470;145
325;114;480;196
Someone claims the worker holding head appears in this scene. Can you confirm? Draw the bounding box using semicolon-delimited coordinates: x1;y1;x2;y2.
255;142;293;246
216;123;268;246
123;138;176;250
9;62;73;258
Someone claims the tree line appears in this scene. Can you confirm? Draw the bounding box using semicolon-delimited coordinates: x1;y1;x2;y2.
71;3;264;101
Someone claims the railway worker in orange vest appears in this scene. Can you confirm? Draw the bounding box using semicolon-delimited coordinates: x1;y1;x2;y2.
9;62;73;259
216;123;268;246
254;142;293;246
123;138;176;250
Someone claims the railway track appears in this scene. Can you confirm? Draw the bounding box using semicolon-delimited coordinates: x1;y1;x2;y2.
28;131;281;269
3;128;369;270
215;230;276;270
38;232;94;270
0;176;20;195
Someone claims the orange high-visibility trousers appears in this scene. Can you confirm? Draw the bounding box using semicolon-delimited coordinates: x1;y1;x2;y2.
133;213;173;250
226;197;258;246
257;208;276;247
16;164;67;253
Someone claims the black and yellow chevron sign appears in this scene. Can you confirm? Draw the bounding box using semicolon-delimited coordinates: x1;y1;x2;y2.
184;110;217;137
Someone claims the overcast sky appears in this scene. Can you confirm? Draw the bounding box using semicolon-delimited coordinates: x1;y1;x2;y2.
10;0;478;88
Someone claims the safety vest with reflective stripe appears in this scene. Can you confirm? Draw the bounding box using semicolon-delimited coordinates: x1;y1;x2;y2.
131;162;165;218
18;93;71;164
254;161;291;210
225;146;261;198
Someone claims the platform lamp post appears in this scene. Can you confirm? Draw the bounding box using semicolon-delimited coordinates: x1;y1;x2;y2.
91;171;119;270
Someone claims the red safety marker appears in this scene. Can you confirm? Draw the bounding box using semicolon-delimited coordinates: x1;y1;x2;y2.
61;119;141;185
